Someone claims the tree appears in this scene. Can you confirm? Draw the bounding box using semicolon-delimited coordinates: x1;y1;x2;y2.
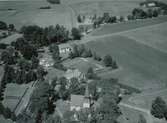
103;12;110;23
71;27;82;40
97;94;121;123
153;9;159;17
0;21;7;30
69;77;80;94
151;97;167;119
30;81;51;113
49;44;60;63
86;67;97;79
103;55;113;67
77;15;82;23
35;110;43;123
8;24;15;31
138;114;147;123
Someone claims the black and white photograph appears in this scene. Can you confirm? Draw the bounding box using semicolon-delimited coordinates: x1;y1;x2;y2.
0;0;167;123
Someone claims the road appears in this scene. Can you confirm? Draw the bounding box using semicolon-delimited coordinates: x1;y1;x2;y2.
119;102;153;123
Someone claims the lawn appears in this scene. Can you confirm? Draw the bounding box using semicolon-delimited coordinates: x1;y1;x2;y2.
63;58;99;74
91;16;167;36
121;22;167;53
86;35;167;90
0;1;76;30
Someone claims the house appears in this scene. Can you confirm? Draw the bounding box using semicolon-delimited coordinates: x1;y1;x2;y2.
64;69;85;81
59;43;72;54
70;85;93;111
140;1;157;8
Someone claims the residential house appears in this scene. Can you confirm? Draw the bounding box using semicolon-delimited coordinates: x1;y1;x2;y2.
70;85;93;111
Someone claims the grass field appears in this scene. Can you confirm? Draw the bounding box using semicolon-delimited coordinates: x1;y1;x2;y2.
121;22;167;53
91;16;167;36
0;1;76;30
63;58;100;73
118;105;145;123
69;0;139;16
86;35;167;90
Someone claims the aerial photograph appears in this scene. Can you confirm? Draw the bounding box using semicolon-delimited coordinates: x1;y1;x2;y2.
0;0;167;123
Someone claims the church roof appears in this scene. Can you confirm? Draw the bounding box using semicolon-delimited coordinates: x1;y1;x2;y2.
71;95;84;107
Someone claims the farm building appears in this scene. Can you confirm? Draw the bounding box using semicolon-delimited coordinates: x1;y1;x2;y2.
64;68;85;81
70;85;93;111
59;43;72;54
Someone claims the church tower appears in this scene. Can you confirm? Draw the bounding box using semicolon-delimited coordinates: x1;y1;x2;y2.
83;84;91;108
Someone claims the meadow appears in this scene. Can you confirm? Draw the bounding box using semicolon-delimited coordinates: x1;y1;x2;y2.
86;35;167;90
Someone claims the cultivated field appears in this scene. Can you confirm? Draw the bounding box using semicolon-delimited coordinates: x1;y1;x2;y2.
86;35;167;90
0;1;76;30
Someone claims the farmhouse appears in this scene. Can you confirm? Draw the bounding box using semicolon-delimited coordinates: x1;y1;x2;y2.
70;85;93;111
59;43;72;54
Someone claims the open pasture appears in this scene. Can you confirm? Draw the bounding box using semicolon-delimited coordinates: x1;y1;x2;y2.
86;35;167;90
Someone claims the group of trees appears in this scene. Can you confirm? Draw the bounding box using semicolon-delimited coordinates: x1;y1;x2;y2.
132;8;159;19
0;103;16;121
151;96;167;120
0;21;15;31
69;44;101;60
21;25;69;47
20;25;82;48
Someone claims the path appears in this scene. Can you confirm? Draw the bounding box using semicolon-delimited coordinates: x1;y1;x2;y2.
119;102;153;123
